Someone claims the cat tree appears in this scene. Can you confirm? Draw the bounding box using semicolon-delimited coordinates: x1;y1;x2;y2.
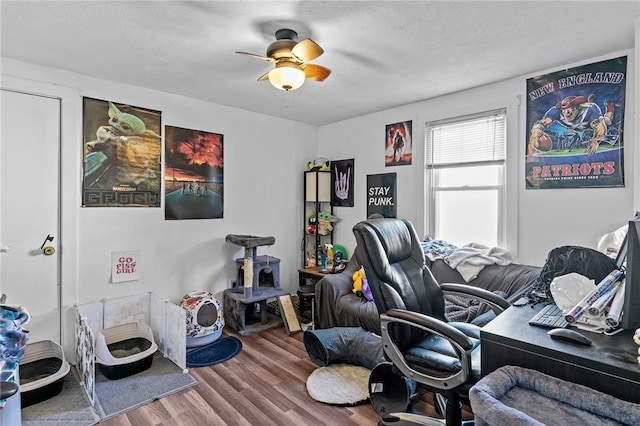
223;234;287;335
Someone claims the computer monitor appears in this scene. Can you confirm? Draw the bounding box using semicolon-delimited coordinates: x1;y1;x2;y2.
621;212;640;329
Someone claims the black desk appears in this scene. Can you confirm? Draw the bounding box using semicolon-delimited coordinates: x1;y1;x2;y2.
481;304;640;403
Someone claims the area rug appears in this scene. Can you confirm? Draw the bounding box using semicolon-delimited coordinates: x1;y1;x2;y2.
22;367;99;426
94;351;196;420
186;336;242;368
306;363;370;406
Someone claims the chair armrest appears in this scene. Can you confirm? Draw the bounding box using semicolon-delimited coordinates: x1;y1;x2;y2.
385;308;474;350
381;308;474;389
440;282;510;314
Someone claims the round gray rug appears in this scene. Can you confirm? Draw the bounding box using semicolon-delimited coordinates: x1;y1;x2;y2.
306;363;370;406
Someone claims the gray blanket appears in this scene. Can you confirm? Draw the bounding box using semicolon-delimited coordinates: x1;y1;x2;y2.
444;291;507;324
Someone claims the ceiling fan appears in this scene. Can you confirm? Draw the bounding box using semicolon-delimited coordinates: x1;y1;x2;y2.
236;28;331;91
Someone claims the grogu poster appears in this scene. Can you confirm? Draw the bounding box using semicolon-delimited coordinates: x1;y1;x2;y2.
82;97;162;206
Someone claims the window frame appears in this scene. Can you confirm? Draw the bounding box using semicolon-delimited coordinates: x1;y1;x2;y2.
425;109;507;247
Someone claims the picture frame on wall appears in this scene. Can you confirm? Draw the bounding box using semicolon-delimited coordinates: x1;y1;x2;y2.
82;97;162;207
385;120;412;166
164;125;224;220
331;158;354;207
525;56;626;189
367;173;397;218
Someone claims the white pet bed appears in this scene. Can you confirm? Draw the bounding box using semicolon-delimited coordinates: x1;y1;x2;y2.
95;322;158;380
19;340;70;407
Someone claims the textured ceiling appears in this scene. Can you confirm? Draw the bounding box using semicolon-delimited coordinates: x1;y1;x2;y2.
1;1;638;126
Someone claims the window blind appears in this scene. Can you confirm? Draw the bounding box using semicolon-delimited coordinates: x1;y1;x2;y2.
426;109;506;166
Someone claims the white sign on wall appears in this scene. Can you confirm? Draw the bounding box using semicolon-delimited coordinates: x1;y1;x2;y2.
111;250;141;283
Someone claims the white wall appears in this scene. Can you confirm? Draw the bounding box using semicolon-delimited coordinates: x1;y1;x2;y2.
2;58;317;356
319;49;637;267
2;45;638;357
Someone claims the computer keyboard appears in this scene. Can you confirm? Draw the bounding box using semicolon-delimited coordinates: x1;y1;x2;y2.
528;303;568;328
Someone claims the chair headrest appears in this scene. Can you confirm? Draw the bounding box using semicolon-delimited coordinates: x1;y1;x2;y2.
358;219;413;264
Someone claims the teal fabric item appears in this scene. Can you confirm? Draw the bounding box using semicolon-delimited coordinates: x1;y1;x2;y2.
186;336;242;368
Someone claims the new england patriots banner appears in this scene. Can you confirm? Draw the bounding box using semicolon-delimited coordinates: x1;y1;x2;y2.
526;56;626;189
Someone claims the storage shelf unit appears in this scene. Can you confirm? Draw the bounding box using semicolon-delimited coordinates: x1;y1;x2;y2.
303;170;333;268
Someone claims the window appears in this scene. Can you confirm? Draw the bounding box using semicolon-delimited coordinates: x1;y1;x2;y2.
425;109;506;247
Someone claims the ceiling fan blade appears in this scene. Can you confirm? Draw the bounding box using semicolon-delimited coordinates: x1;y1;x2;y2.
302;64;331;82
257;71;270;82
291;39;324;62
236;51;275;62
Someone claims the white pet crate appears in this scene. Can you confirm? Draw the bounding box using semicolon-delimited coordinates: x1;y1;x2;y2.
75;292;186;406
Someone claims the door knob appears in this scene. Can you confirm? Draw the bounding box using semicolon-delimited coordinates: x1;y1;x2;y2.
40;235;55;255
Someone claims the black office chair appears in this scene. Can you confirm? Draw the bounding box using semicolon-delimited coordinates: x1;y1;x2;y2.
353;218;510;426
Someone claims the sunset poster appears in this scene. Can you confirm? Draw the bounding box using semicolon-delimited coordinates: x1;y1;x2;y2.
164;125;224;219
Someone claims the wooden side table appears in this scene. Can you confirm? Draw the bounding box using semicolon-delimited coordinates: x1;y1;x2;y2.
298;266;328;287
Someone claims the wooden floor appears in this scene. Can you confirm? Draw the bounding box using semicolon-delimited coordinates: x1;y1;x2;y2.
99;324;471;426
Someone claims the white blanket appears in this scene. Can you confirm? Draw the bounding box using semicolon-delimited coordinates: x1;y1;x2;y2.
445;243;513;282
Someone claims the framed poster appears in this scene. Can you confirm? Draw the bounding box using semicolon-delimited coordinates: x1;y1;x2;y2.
525;56;626;189
385;120;412;166
367;173;397;218
331;158;354;207
82;97;162;207
164;125;224;220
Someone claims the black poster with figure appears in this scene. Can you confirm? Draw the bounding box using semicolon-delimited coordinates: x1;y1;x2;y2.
367;173;397;218
331;158;354;207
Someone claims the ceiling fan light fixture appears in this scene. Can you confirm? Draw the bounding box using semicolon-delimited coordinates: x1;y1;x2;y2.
268;61;305;91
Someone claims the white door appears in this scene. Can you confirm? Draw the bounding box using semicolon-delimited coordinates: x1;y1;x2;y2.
1;89;61;344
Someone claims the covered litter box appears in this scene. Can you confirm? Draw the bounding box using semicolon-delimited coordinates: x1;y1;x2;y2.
19;340;70;407
179;291;224;348
95;322;158;380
